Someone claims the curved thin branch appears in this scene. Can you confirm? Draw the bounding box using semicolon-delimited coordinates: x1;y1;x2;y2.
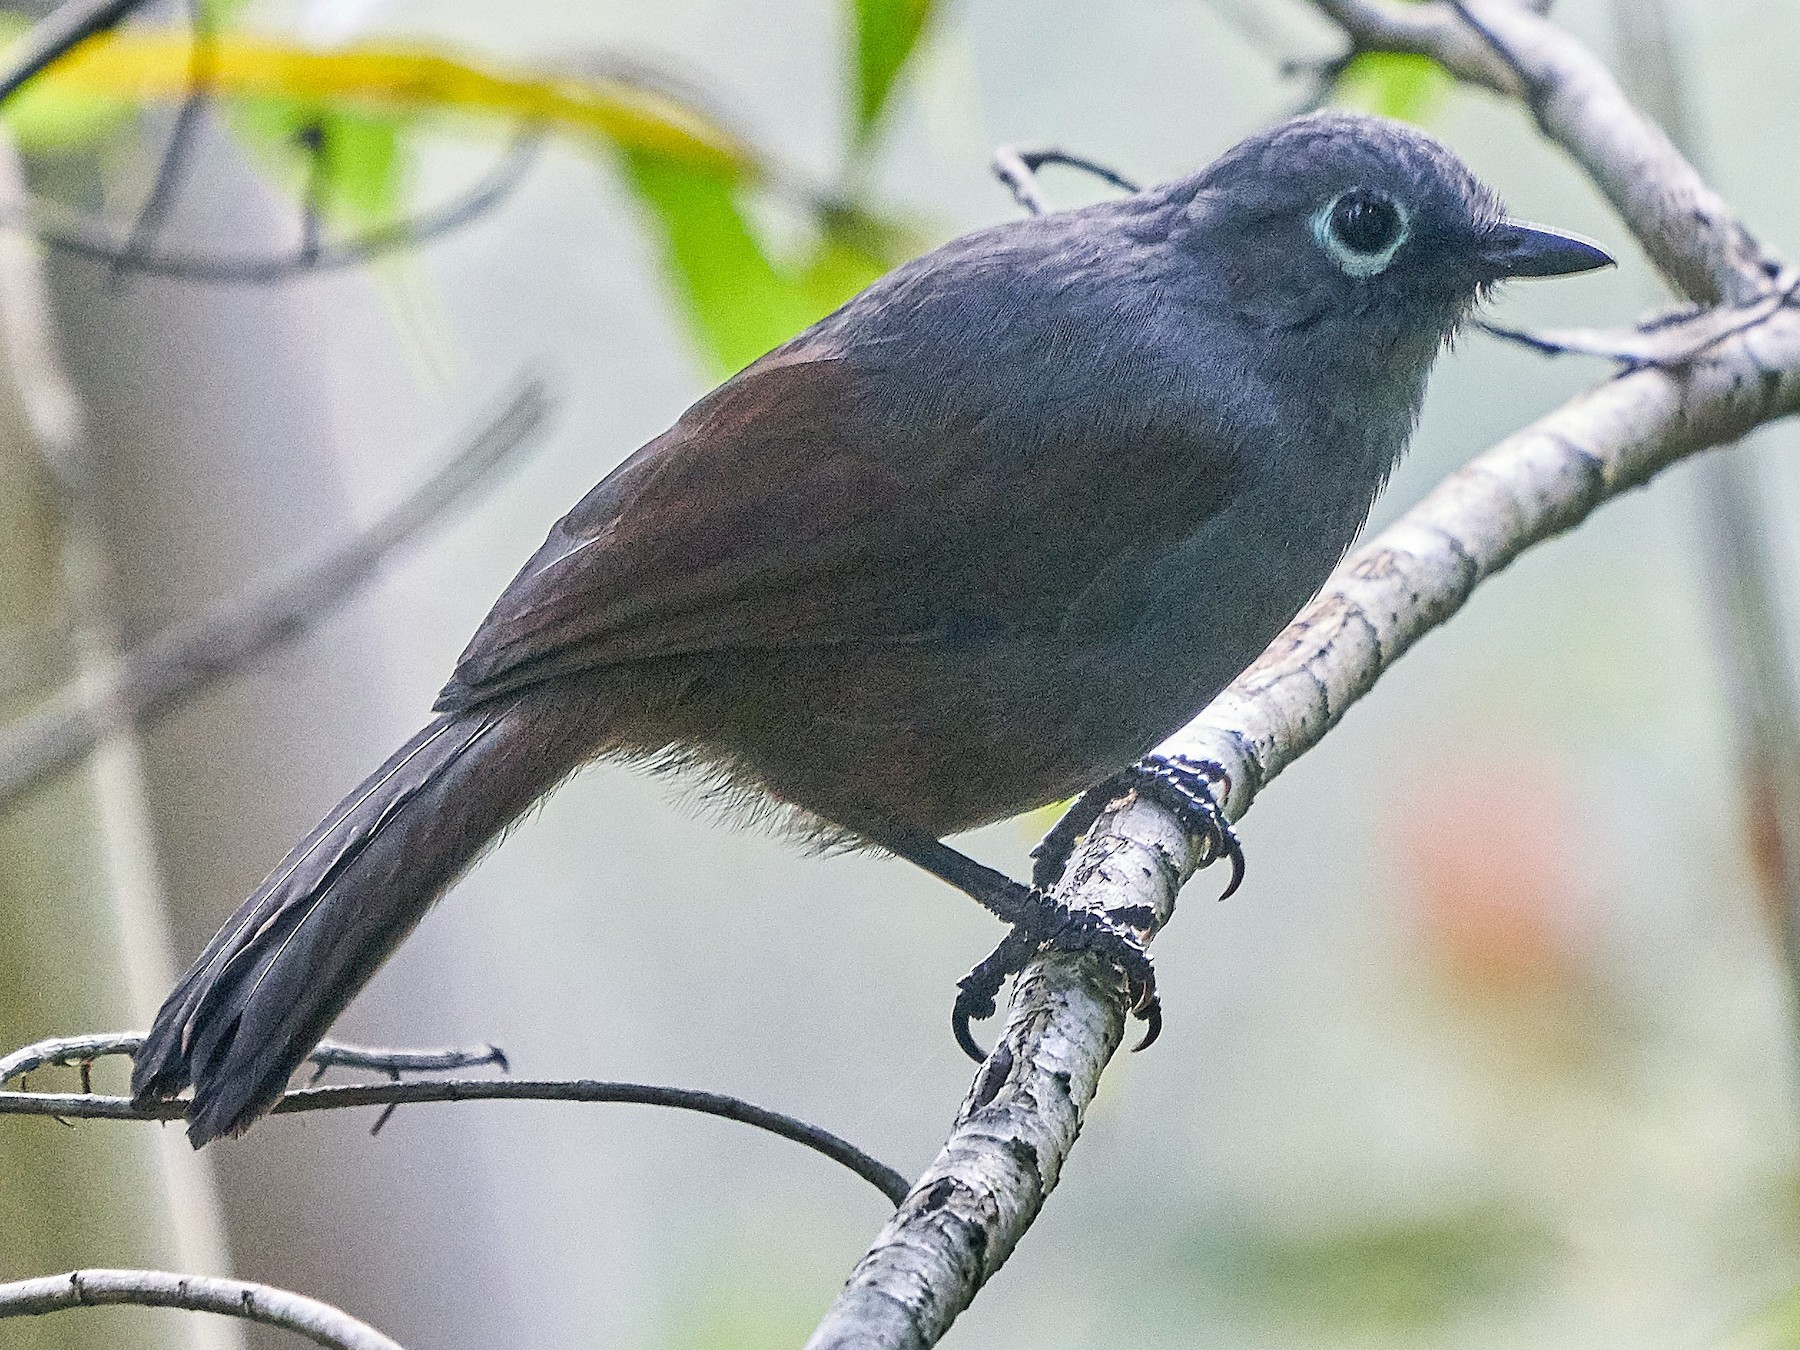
1475;266;1800;365
990;145;1141;216
0;1268;403;1350
0;1032;910;1205
20;128;548;285
301;1038;509;1079
0;375;553;811
107;0;216;285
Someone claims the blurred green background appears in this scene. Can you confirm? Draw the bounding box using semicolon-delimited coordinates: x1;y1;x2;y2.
4;0;1800;1347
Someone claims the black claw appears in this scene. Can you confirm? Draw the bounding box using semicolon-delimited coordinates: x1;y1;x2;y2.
952;1001;989;1064
951;926;1039;1064
949;893;1167;1063
952;976;1000;1062
1132;999;1163;1052
951;775;1224;1064
1217;829;1247;901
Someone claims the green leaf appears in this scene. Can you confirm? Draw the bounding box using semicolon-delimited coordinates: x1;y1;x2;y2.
0;0;254;153
1332;51;1451;127
0;14;131;151
2;79;134;151
850;0;936;144
622;150;901;376
229;95;407;231
32;30;755;175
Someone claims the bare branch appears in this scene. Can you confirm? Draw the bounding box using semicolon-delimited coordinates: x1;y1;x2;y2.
108;0;215;287
0;1031;910;1205
19;128;549;285
990;145;1141;216
0;1268;403;1350
1475;265;1800;364
301;1039;509;1080
806;792;1197;1348
0;1031;505;1087
0;376;554;811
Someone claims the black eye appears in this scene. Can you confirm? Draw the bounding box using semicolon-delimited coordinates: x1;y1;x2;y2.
1329;189;1402;254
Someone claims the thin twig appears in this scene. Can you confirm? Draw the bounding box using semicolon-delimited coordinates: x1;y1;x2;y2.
0;1077;910;1206
19;127;548;285
295;120;328;267
108;0;215;286
0;0;157;107
0;1031;506;1088
990;144;1140;216
303;1039;509;1080
0;375;555;811
0;1268;404;1350
1474;268;1800;365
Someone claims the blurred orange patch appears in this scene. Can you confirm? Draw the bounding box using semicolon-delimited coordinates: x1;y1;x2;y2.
1391;756;1586;995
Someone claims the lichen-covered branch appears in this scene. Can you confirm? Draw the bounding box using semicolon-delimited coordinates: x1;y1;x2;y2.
0;1268;404;1350
805;794;1201;1350
805;3;1800;1345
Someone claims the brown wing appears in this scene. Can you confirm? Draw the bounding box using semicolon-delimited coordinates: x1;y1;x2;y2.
436;346;1239;711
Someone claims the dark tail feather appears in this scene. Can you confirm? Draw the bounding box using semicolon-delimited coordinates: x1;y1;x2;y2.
132;684;603;1146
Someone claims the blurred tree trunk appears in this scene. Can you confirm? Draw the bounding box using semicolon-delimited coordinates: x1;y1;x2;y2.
37;116;521;1348
0;142;211;1350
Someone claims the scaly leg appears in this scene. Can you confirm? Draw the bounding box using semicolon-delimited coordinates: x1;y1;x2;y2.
880;835;1161;1063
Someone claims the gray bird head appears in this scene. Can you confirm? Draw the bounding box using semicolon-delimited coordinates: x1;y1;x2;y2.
1181;111;1611;347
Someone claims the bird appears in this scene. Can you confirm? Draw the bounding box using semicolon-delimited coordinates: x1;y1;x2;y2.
131;110;1613;1145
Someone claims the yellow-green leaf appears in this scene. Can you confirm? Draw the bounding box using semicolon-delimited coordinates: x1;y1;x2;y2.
1332;51;1451;127
231;96;406;230
20;28;754;174
622;150;903;376
850;0;936;144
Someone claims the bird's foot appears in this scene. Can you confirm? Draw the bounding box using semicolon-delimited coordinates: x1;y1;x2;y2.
952;884;1161;1063
1031;754;1245;899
